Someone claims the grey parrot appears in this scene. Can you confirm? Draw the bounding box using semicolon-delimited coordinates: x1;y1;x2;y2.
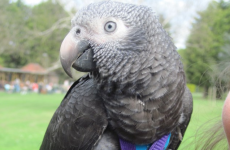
40;1;193;150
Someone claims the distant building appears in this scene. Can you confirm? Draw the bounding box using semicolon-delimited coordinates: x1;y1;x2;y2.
0;63;59;84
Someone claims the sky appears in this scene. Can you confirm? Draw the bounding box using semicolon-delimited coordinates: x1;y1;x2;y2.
22;0;213;49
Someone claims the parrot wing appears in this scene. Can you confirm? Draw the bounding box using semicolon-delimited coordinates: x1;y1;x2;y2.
40;75;108;150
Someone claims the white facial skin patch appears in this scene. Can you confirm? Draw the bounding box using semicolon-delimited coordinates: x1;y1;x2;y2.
82;17;130;44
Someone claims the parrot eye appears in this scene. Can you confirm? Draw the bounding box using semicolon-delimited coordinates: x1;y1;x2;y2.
104;21;116;32
76;29;81;35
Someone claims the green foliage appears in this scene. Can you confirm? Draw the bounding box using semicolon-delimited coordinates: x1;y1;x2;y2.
24;1;69;68
0;0;69;68
187;83;196;93
177;49;186;66
185;1;218;86
0;0;31;67
158;14;171;34
184;0;230;98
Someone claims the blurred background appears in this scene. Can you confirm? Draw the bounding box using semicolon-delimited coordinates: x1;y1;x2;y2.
0;0;229;149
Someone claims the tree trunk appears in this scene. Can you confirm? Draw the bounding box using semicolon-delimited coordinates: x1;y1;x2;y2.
203;86;209;98
216;85;223;99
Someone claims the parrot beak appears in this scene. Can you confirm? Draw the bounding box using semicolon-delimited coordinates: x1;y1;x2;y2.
60;33;96;78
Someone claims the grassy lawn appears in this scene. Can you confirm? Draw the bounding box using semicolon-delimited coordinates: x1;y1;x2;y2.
179;93;225;150
0;92;225;150
0;92;64;150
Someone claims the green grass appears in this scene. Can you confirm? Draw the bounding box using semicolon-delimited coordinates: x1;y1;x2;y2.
179;93;225;149
0;92;225;150
0;92;64;150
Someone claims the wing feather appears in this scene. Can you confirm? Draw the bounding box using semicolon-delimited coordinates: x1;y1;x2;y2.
40;75;108;150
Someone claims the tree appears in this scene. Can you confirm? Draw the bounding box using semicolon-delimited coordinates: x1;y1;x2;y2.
25;0;70;68
184;0;230;98
0;0;31;67
215;33;230;93
0;0;70;69
158;14;171;34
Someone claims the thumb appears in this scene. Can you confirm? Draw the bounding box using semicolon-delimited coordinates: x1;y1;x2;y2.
222;91;230;148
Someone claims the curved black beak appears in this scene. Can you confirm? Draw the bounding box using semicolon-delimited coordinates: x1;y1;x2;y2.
60;33;96;78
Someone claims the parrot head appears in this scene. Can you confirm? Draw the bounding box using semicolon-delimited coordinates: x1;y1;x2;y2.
60;1;172;80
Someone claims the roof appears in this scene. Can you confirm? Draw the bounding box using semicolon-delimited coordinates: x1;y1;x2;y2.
0;63;47;75
21;63;46;73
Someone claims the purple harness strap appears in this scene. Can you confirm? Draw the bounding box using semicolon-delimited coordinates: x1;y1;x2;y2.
119;138;136;150
119;133;171;150
149;134;170;150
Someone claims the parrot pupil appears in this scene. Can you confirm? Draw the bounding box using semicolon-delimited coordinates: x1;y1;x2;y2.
104;21;116;32
76;29;81;34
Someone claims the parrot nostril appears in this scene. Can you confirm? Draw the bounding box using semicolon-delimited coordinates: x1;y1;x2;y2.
76;29;81;34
